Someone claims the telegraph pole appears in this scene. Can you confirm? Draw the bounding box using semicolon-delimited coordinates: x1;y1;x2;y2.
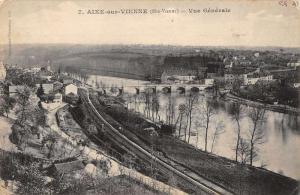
8;11;12;59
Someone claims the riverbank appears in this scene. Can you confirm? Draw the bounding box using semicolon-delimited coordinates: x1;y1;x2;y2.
224;92;300;115
83;91;299;195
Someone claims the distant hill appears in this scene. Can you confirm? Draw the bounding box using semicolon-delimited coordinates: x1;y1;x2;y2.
1;44;299;80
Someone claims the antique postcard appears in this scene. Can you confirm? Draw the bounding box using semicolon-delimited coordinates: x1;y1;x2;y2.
0;0;299;194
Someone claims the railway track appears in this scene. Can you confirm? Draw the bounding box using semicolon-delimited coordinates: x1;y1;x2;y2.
78;88;233;195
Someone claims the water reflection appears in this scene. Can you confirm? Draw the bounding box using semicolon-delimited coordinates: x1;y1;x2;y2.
86;75;300;180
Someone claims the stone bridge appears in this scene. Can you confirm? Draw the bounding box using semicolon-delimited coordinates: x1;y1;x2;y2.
119;84;213;95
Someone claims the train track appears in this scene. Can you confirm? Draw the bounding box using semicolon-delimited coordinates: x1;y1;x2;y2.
78;88;233;195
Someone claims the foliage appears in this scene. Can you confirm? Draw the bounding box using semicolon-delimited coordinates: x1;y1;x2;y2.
0;94;15;117
239;80;299;107
15;163;48;195
42;133;58;159
0;153;48;195
14;86;32;125
36;84;45;98
6;69;38;88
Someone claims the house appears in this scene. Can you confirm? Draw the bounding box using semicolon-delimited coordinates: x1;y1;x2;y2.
53;92;62;103
254;52;260;57
63;79;74;85
31;67;41;73
0;62;6;82
225;62;233;69
287;60;300;68
35;83;54;94
243;72;274;85
64;84;78;95
53;81;64;92
64;92;79;105
224;67;257;87
161;68;197;83
9;85;25;97
42;83;54;94
294;83;300;88
37;67;53;81
205;78;214;85
73;79;82;87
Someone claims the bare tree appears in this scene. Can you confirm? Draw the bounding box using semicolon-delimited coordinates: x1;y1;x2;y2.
151;93;160;121
201;100;216;152
144;92;151;118
230;102;244;162
210;120;225;153
237;138;251;164
175;104;186;139
248;106;266;165
185;92;199;143
165;95;175;125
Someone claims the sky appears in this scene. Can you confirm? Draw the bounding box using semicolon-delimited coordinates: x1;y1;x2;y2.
0;0;299;47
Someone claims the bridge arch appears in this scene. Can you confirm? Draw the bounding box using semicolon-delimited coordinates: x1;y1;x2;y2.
162;86;171;94
190;87;200;93
135;88;140;95
118;87;123;95
177;87;185;94
145;87;156;94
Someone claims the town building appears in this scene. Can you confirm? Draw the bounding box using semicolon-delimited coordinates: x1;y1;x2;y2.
64;92;79;105
53;81;64;92
254;52;260;57
35;83;54;94
37;67;53;81
161;68;197;83
224;67;253;86
204;78;214;85
9;85;25;97
53;92;62;103
294;83;300;88
287;60;300;68
64;83;78;95
243;72;274;85
62;79;74;85
42;83;54;94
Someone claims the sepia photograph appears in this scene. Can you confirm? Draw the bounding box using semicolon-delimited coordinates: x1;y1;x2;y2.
0;0;299;194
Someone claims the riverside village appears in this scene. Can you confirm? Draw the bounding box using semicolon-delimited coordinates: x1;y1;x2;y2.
0;45;299;195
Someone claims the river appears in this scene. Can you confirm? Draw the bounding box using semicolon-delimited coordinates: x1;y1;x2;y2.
85;75;300;180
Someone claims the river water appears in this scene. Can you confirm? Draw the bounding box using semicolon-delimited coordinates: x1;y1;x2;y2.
86;75;300;180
